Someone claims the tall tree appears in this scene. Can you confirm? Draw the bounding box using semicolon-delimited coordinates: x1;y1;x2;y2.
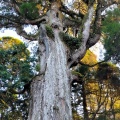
0;0;119;119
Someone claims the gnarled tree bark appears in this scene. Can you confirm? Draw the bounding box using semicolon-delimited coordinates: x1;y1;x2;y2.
28;2;72;120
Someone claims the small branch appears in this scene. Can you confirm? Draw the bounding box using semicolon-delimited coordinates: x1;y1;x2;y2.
10;0;21;15
79;60;106;67
69;59;106;68
60;4;84;19
91;88;109;120
63;17;82;29
23;16;48;25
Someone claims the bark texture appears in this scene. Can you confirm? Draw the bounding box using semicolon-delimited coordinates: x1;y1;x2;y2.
28;30;72;120
28;3;72;119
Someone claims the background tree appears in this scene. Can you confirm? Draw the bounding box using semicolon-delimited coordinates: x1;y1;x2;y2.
71;62;120;120
0;0;120;120
102;8;120;63
0;37;35;120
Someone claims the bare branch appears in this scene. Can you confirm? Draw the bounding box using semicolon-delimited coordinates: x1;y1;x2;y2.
86;1;102;48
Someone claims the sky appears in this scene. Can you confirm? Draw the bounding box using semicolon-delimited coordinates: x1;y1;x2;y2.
0;25;36;41
90;41;105;61
0;29;23;41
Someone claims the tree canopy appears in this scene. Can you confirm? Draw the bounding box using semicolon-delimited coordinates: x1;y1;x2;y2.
102;8;120;63
0;37;35;119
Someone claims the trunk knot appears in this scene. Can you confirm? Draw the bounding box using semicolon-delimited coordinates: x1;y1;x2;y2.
51;23;59;29
51;22;62;30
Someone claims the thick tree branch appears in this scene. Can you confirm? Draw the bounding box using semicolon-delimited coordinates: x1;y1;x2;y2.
87;0;118;48
86;2;102;48
16;26;39;40
0;23;17;28
68;5;94;68
1;1;48;27
0;14;48;25
79;60;106;67
39;24;50;74
23;16;48;25
0;16;41;40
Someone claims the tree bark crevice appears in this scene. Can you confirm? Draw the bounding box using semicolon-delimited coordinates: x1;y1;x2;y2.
28;6;72;119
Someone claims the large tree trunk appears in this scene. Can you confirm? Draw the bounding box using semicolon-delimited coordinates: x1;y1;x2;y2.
28;2;72;119
28;29;72;120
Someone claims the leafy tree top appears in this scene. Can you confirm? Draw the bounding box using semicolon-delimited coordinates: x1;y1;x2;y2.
0;36;34;91
0;36;22;49
102;8;120;63
0;36;35;119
